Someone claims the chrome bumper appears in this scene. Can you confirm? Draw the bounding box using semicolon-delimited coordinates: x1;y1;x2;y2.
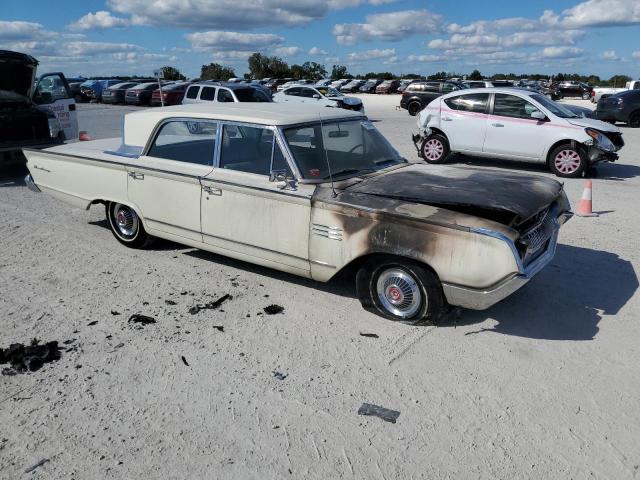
442;209;572;310
25;174;41;193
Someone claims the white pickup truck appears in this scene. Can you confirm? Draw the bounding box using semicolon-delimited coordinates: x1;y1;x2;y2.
591;80;640;103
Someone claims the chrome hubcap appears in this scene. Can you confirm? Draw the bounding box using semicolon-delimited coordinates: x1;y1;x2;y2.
423;139;444;161
376;268;423;319
113;203;138;237
554;150;581;174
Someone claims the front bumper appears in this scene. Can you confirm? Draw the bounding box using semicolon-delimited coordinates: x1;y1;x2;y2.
587;145;618;164
442;209;572;310
24;174;41;193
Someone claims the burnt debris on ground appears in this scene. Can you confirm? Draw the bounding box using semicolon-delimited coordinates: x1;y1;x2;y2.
359;333;379;338
273;371;288;380
264;305;284;315
357;403;401;424
188;294;232;315
128;314;157;325
0;339;62;375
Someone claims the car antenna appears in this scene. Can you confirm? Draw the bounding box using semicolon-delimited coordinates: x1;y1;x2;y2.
319;113;337;197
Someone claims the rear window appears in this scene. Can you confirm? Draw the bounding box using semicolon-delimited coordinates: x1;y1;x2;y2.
444;93;489;113
147;120;217;165
234;88;271;102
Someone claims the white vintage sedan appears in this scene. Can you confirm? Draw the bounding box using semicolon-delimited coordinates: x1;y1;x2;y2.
24;103;571;324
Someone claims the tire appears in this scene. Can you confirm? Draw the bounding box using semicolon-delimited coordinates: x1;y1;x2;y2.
407;101;422;116
420;133;450;164
106;202;154;248
548;144;587;178
582;92;591;100
628;111;640;128
356;256;446;325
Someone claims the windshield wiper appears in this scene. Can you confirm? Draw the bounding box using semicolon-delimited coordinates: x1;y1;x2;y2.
323;168;375;180
374;158;401;167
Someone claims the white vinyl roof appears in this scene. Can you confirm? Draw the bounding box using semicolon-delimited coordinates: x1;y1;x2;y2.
123;102;364;147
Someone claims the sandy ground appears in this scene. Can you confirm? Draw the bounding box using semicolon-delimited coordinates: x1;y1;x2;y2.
1;94;639;479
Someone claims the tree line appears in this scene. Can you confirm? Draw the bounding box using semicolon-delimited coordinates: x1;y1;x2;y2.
156;55;636;87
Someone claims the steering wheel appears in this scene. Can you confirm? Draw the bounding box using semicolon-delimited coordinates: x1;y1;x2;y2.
348;144;364;154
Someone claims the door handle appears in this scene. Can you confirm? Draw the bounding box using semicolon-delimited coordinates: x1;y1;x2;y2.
441;116;453;121
202;185;222;196
491;123;504;127
128;172;144;180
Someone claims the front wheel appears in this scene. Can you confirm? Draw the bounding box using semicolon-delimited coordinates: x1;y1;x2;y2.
582;92;591;100
548;145;587;178
106;202;154;248
356;257;446;325
628;111;640;128
420;134;450;164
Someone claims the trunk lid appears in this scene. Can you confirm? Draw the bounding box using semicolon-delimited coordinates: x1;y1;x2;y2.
346;164;563;226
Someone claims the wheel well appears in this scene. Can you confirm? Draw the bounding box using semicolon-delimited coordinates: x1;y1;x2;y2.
335;252;441;283
629;109;640;120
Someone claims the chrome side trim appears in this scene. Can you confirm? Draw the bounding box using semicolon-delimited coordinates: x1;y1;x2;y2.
311;224;343;241
202;232;309;263
24;174;41;193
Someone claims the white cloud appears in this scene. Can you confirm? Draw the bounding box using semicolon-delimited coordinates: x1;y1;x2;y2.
273;46;302;56
185;31;284;51
66;41;141;56
407;54;444;63
632;51;640;59
109;0;332;29
69;11;129;31
308;46;327;55
346;48;395;61
541;46;583;59
0;21;48;40
554;0;640;28
333;9;443;45
601;50;619;60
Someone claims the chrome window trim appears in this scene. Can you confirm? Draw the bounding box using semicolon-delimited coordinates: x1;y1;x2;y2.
142;117;220;166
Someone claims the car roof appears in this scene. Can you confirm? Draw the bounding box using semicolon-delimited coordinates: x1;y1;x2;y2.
123;102;365;147
188;82;261;90
441;87;539;99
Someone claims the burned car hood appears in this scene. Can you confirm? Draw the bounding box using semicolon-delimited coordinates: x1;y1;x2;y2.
566;116;619;132
346;164;563;226
0;50;38;98
0;89;32;108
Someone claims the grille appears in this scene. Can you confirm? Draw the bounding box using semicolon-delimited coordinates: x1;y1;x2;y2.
517;209;556;265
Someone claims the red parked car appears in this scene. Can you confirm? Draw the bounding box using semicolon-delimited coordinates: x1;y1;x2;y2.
151;82;191;106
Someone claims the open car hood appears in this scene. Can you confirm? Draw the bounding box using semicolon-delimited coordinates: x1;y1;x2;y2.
346;164;563;226
0;50;38;99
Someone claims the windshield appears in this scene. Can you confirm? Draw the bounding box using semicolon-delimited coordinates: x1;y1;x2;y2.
317;86;342;97
233;88;271;102
283;119;406;181
530;94;578;118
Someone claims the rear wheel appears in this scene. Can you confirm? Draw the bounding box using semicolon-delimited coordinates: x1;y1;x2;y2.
106;202;154;248
628;111;640;128
407;101;422;116
582;92;591;100
356;256;446;325
548;145;587;178
421;134;450;164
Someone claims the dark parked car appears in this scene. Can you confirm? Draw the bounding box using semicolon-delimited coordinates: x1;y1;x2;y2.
376;79;400;94
151;82;191;106
400;80;465;116
0;50;79;156
595;90;640;127
125;82;160;106
359;79;383;93
102;82;139;104
341;79;365;93
79;79;121;102
556;81;593;100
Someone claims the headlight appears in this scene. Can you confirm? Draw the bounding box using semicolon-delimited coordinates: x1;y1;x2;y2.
585;128;615;152
48;117;62;138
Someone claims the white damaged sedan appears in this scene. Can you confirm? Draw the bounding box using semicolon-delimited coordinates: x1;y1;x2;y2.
273;85;364;114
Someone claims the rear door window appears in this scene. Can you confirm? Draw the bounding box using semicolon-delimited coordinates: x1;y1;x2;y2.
186;86;199;99
200;87;216;101
444;93;489;113
147;120;217;165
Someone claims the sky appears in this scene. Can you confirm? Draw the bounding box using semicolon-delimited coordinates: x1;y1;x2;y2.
1;0;639;79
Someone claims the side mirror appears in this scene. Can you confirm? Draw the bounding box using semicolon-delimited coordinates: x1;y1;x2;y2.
313;94;321;99
531;110;546;121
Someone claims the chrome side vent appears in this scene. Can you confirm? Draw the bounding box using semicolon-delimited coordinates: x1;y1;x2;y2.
312;224;343;241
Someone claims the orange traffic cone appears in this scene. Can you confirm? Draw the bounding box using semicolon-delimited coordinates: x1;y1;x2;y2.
79;131;91;141
576;180;598;217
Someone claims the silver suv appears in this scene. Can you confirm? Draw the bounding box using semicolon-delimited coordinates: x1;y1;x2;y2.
182;82;272;104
